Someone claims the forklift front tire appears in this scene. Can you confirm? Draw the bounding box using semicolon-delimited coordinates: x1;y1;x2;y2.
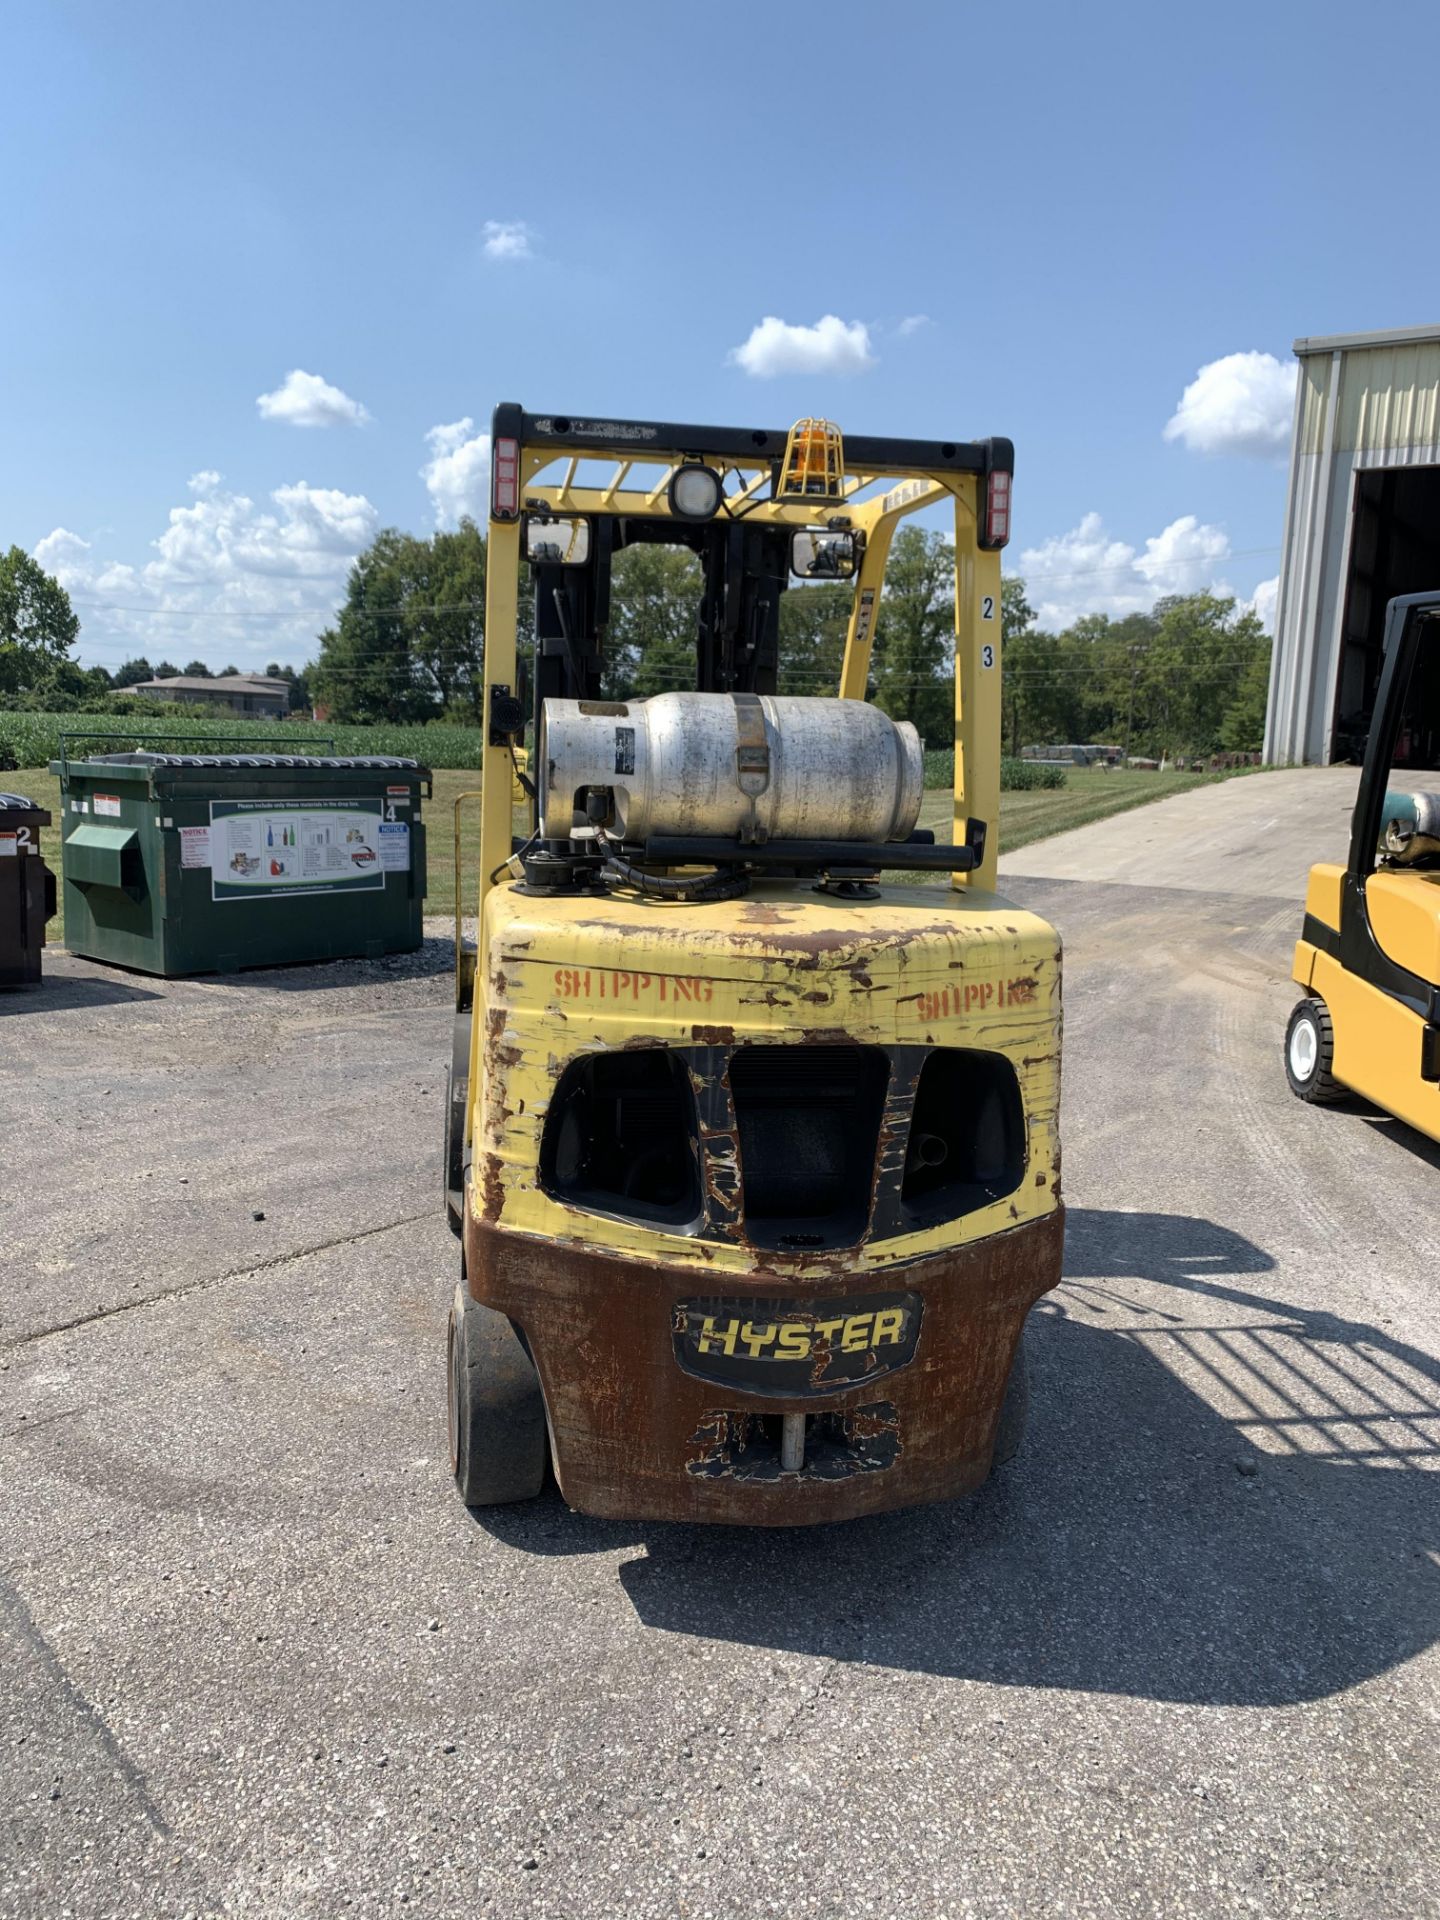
447;1283;548;1506
1285;996;1347;1105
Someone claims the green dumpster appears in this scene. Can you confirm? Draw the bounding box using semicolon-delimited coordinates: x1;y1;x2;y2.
51;750;430;976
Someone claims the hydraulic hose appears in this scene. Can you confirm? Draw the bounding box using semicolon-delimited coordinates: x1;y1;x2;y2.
601;853;749;903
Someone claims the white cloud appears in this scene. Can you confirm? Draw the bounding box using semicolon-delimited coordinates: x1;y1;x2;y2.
896;314;932;337
1163;351;1296;458
256;368;371;429
727;314;876;378
34;527;93;574
33;528;143;602
35;476;380;664
482;219;534;261
1018;511;1232;628
421;419;491;527
1133;514;1232;594
1250;575;1279;633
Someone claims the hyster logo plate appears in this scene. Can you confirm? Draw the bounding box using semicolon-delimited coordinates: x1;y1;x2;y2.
671;1294;922;1397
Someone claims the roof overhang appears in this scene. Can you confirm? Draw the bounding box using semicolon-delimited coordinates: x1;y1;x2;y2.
1293;323;1440;357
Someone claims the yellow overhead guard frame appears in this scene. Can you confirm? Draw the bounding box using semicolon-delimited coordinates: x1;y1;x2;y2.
474;405;1016;937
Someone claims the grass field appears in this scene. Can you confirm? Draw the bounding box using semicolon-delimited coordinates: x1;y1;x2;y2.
9;762;1249;940
916;764;1235;857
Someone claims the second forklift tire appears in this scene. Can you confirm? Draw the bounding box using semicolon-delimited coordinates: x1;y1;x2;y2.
447;1283;548;1506
991;1327;1030;1467
1284;996;1348;1105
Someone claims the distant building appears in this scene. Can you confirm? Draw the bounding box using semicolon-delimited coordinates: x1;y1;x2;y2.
1267;323;1440;764
131;674;291;718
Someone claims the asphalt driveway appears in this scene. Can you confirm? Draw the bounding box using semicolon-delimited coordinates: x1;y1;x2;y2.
2;765;1436;1918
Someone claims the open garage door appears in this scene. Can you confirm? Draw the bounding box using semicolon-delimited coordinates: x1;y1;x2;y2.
1333;466;1440;765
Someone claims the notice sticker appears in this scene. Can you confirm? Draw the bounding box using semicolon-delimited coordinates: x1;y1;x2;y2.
377;821;410;871
179;825;211;870
210;797;387;900
94;794;122;818
0;832;16;857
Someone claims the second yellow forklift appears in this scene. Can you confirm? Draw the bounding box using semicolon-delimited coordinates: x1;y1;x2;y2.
1287;589;1440;1141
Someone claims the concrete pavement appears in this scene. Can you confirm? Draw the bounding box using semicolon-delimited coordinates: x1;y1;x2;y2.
2;765;1436;1918
1001;763;1362;897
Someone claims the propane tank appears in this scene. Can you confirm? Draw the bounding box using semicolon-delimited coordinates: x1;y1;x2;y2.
539;692;924;845
1382;788;1440;864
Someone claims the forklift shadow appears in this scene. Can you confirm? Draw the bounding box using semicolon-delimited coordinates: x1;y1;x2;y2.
1354;1109;1440;1171
585;1206;1438;1707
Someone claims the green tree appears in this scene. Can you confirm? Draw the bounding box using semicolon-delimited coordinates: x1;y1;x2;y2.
1220;632;1272;751
778;582;851;695
1008;593;1271;762
112;656;153;688
0;546;80;701
999;576;1048;755
869;526;955;745
310;521;488;723
606;544;703;698
182;659;212;677
12;656;115;711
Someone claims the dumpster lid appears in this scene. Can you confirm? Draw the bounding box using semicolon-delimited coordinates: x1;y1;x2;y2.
85;752;429;772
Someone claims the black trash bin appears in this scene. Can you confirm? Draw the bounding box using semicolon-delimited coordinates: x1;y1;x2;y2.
0;794;57;989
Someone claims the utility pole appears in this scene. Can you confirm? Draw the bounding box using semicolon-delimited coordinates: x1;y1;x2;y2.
1123;643;1143;764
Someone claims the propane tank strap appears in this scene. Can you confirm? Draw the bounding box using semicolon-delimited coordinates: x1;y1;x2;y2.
731;692;770;846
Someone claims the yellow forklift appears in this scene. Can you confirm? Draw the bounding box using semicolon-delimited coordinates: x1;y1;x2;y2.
1287;590;1440;1142
444;406;1064;1524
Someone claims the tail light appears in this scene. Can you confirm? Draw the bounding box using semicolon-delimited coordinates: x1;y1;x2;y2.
492;436;520;521
982;467;1011;549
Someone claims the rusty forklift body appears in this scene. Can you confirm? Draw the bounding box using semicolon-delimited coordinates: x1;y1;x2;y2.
445;406;1064;1525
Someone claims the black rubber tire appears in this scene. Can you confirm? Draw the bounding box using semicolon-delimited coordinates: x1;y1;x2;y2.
446;1282;548;1506
1284;996;1348;1104
992;1327;1030;1467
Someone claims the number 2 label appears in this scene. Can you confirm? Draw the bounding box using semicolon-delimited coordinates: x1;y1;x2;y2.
981;595;995;620
981;644;995;669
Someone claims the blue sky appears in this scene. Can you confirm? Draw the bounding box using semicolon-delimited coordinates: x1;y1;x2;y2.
6;0;1440;673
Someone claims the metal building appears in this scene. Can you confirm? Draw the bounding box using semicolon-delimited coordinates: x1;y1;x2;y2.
1265;323;1440;764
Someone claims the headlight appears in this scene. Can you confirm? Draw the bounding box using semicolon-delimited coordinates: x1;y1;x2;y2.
669;464;723;521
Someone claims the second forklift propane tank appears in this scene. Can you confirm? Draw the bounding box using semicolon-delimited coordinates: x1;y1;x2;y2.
539;692;924;844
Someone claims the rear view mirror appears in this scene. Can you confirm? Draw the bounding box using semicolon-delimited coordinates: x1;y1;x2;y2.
526;516;591;566
790;528;858;580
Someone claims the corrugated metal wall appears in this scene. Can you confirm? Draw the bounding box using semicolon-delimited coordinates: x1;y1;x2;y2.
1266;334;1440;764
